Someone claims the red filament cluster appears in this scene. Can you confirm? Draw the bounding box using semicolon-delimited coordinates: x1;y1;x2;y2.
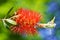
10;8;41;35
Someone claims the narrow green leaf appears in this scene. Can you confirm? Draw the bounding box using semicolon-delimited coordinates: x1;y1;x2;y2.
4;7;14;18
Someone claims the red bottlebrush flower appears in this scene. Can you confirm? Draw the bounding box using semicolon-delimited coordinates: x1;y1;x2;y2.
10;8;42;35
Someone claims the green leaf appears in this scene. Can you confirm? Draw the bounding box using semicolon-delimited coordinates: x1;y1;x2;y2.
5;19;17;25
4;7;14;18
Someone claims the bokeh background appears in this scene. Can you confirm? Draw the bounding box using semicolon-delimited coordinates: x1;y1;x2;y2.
0;0;60;40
